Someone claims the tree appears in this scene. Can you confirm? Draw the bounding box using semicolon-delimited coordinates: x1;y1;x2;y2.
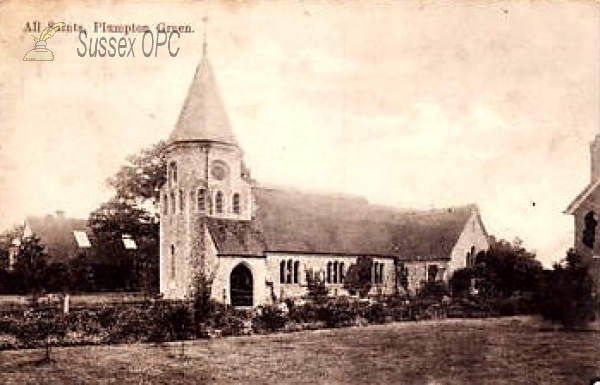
15;308;67;364
418;280;449;301
393;258;409;296
538;250;597;331
305;269;329;303
0;227;18;293
88;140;166;292
471;238;543;298
13;235;48;296
449;268;473;297
42;262;73;294
106;140;167;204
190;267;217;342
343;256;373;298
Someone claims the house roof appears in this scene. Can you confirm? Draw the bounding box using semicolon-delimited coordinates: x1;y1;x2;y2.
207;186;480;260
168;46;238;147
24;214;94;262
564;179;600;215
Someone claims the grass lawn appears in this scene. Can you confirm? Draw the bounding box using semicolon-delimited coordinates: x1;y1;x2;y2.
0;317;598;384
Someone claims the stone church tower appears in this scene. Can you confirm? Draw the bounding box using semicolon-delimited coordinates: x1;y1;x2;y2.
159;43;252;299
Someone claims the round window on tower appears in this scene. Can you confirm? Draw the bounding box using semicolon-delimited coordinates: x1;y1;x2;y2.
211;160;229;181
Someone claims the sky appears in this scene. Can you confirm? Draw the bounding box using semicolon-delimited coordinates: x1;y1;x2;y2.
0;1;598;267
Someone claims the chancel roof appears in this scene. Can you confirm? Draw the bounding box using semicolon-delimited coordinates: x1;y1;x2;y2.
207;186;480;260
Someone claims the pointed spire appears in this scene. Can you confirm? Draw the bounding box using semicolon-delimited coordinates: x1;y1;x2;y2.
168;18;238;147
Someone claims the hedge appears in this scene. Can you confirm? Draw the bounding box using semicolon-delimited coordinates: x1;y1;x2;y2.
0;295;525;351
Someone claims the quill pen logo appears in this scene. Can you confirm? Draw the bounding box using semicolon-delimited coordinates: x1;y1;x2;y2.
23;22;65;61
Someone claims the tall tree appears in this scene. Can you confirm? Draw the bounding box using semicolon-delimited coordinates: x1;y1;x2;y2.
472;238;543;298
88;140;167;292
305;269;329;303
13;235;48;296
538;249;597;330
106;140;167;205
343;256;373;298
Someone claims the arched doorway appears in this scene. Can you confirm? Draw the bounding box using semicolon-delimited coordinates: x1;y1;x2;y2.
230;264;253;307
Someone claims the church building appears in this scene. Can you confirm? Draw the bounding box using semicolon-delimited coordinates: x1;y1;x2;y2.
159;45;490;307
565;133;600;259
565;131;600;305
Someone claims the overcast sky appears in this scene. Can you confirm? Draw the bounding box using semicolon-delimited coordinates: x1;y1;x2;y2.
0;1;598;266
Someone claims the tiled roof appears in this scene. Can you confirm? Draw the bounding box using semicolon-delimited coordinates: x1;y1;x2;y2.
168;51;238;146
564;179;600;215
208;186;478;260
24;215;94;262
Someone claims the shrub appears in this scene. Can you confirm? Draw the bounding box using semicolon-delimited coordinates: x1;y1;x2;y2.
305;270;329;304
417;280;449;301
538;250;597;330
146;301;193;343
13;309;67;362
343;257;373;298
253;305;288;333
216;314;250;337
287;299;357;328
288;301;320;324
363;302;387;324
321;301;357;328
64;308;104;336
106;306;151;343
449;268;473;297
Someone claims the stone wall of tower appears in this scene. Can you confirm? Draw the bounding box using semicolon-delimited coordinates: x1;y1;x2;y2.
205;143;252;221
160;143;209;299
159;140;253;299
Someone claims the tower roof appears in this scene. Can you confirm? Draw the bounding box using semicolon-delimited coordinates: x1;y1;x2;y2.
168;47;238;146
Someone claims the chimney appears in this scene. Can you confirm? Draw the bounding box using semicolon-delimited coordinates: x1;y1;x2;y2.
591;135;600;182
55;210;65;220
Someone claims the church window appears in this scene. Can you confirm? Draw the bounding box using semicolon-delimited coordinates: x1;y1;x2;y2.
379;263;384;284
327;262;332;283
162;194;168;215
197;189;206;212
583;211;597;249
215;191;223;214
286;260;293;284
466;246;476;267
179;189;185;212
293;261;300;284
170;245;176;280
427;265;439;283
170;192;176;215
372;262;378;284
332;261;338;283
169;162;178;187
280;260;286;284
339;262;345;283
232;193;240;215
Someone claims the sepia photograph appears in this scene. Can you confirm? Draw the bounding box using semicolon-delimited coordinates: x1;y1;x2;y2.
0;1;599;383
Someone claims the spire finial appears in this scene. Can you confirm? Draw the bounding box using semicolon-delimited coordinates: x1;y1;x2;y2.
202;16;209;57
